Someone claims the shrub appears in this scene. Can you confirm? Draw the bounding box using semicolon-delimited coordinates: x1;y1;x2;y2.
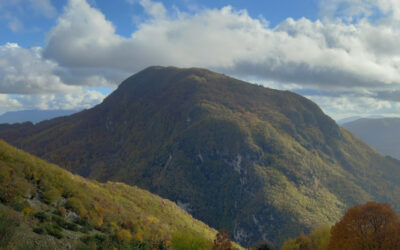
0;211;19;247
33;227;45;234
65;197;87;216
34;211;50;222
171;232;213;250
212;229;232;250
9;198;25;212
115;229;132;242
44;224;63;239
52;215;78;231
76;216;93;233
253;240;275;250
41;189;61;205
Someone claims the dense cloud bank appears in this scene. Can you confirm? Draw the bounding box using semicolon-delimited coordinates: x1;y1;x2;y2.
2;0;400;118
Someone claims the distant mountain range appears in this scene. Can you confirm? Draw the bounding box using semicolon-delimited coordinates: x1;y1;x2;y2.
342;117;400;160
2;66;400;247
0;109;79;124
336;115;384;125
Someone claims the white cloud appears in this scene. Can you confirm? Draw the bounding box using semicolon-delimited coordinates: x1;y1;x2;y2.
306;94;399;120
0;89;106;114
0;43;81;94
4;0;400;118
0;94;22;113
0;43;90;94
43;0;400;94
15;89;106;110
140;0;167;19
0;42;118;94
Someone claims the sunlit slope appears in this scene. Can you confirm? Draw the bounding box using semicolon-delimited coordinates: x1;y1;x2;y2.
0;139;228;249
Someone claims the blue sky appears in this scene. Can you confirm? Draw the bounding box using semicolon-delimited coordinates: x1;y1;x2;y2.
1;0;319;46
1;0;400;120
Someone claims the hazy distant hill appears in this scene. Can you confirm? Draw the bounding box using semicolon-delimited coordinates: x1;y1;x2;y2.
336;116;362;125
2;66;400;247
337;115;384;125
342;118;400;160
0;109;79;124
0;139;229;249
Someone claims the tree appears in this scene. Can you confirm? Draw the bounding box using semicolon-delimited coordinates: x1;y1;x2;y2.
329;201;400;250
115;229;132;242
213;228;232;250
252;240;275;250
309;225;330;250
171;232;212;250
281;233;316;250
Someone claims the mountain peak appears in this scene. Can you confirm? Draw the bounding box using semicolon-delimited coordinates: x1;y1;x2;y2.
1;66;398;247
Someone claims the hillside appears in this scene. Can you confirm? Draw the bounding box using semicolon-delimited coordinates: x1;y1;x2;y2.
0;139;228;249
343;117;400;160
0;109;79;124
2;66;400;247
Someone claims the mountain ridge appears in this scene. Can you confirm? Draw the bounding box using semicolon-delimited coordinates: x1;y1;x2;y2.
0;109;79;124
343;117;400;160
1;66;400;247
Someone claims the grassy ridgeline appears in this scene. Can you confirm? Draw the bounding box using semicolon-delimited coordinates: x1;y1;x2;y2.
0;139;243;249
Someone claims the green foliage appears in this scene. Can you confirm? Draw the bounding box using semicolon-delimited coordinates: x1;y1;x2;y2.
44;224;63;239
281;226;331;250
309;226;330;250
115;229;132;242
65;197;86;216
33;227;45;234
9;197;25;211
252;240;275;250
52;215;78;231
0;210;19;247
171;231;213;250
34;211;50;222
41;188;61;205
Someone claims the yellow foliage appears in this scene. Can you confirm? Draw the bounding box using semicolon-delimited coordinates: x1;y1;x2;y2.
65;197;87;217
0;166;11;183
310;225;331;250
134;231;144;242
109;221;120;233
115;229;132;242
23;206;31;219
97;217;103;227
42;189;61;205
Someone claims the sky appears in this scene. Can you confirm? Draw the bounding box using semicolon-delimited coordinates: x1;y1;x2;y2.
1;0;400;120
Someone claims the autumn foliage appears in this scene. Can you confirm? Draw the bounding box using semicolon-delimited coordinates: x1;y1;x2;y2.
329;201;400;250
213;228;232;250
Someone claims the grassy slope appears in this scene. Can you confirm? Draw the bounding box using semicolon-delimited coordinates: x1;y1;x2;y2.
2;67;400;247
0;139;243;249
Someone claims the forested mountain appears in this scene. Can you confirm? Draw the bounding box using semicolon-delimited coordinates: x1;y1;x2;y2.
0;109;79;124
343;118;400;160
0;139;231;249
2;66;400;246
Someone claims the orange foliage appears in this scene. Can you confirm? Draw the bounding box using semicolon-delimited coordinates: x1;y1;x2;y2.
212;228;232;250
329;201;400;250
